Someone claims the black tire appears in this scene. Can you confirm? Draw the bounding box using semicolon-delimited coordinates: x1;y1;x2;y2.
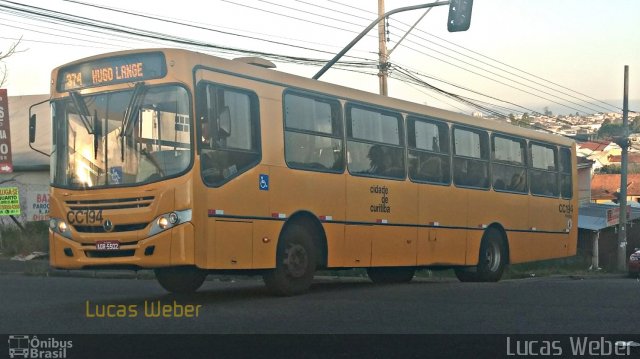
454;267;478;282
367;267;416;284
263;224;317;296
455;227;507;282
154;266;207;294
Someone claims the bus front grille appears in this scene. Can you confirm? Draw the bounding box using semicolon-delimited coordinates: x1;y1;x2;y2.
85;250;136;258
74;223;148;233
65;196;155;210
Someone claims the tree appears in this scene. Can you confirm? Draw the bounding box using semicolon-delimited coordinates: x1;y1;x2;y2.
597;121;624;139
0;38;23;87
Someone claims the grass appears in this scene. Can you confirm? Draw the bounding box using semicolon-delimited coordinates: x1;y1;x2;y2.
0;221;48;257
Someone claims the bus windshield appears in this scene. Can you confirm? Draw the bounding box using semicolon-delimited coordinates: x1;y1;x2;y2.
51;84;192;188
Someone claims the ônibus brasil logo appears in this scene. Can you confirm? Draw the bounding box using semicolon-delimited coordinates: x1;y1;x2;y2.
8;335;73;359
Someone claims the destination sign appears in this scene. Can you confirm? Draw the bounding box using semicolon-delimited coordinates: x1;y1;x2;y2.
57;52;167;92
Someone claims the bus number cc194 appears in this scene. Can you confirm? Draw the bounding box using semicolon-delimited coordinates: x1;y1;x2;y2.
66;209;104;224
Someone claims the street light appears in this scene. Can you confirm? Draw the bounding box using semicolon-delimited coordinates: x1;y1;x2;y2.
313;1;474;81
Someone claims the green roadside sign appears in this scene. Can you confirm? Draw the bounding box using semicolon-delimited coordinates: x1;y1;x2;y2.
0;187;20;216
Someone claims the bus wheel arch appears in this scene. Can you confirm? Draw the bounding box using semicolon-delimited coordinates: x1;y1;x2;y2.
154;266;207;294
263;211;327;296
455;224;509;282
280;211;328;269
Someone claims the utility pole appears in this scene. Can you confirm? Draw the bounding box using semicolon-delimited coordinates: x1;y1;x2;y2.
617;65;630;271
377;0;389;96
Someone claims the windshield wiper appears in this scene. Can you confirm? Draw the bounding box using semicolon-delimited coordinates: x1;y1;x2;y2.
121;82;146;138
120;82;146;161
69;91;94;134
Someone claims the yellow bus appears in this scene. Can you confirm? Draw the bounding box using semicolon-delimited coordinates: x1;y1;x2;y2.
32;48;577;295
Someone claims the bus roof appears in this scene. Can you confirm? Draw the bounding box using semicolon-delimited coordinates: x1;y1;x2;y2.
53;47;575;148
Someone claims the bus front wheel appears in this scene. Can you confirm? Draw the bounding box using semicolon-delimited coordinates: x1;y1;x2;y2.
455;228;507;282
367;267;416;284
263;224;317;296
154;266;207;294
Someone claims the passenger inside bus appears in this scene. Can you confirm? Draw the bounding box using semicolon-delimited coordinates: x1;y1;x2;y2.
368;145;403;177
420;156;443;182
508;171;526;192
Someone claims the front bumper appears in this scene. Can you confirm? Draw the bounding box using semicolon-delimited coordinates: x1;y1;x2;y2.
49;222;195;269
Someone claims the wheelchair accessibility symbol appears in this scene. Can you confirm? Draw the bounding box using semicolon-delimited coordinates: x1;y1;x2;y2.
259;174;269;191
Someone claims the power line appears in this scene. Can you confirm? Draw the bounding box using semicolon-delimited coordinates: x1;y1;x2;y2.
326;0;622;113
62;0;377;63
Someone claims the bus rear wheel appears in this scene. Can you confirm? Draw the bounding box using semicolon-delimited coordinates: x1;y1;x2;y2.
367;267;416;284
455;228;507;282
154;266;207;294
263;224;317;296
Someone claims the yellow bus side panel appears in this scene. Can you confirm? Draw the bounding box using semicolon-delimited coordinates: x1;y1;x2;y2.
371;226;417;266
508;232;570;264
344;226;372;267
418;184;467;266
322;223;345;268
465;230;483;266
213;220;253;269
529;197;569;233
419;184;466;228
269;167;346;223
251;220;280;269
170;223;195;266
417;228;467;266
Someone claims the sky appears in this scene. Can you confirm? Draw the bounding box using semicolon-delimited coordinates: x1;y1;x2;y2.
0;0;639;116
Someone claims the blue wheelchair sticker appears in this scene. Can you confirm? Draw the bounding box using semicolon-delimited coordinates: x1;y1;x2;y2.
109;167;123;184
259;174;269;191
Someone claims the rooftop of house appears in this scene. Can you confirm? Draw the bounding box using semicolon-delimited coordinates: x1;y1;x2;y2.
591;173;640;200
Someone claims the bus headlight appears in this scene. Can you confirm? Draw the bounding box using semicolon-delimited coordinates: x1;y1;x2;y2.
49;218;72;239
149;209;192;236
158;217;170;229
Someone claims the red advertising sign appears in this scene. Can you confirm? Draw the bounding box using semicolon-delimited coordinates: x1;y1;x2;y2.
0;89;13;173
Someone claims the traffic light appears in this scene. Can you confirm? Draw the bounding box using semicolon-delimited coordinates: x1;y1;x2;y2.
447;0;473;32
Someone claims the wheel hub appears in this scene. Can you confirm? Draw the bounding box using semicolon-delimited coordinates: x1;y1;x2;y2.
284;243;308;278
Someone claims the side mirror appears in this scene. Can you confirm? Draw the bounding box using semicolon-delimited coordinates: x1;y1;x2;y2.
448;0;473;32
218;106;231;138
29;114;36;144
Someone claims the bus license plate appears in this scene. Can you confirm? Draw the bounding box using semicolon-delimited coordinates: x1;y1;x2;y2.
96;240;120;251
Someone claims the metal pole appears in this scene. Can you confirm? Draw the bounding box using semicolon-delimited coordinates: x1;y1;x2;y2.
617;65;629;271
388;7;435;56
312;1;450;80
592;231;599;270
377;0;389;96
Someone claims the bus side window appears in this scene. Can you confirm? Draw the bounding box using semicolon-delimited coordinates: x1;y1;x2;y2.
283;92;344;173
560;147;573;198
453;126;489;189
407;116;450;185
198;83;260;186
346;104;404;179
529;142;558;197
491;134;526;193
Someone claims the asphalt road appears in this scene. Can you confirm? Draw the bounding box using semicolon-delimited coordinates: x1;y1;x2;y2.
1;273;639;334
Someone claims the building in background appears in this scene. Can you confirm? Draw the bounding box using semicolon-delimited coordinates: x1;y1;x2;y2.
0;94;50;227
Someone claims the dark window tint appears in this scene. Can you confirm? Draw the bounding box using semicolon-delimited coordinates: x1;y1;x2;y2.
346;105;405;179
284;92;344;172
560;147;573;198
198;83;260;186
492;135;527;193
529;143;558;197
407;117;450;184
453;126;489;188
